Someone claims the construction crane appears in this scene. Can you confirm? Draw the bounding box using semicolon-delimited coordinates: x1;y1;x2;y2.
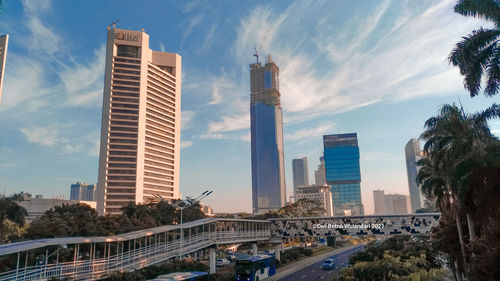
253;47;260;64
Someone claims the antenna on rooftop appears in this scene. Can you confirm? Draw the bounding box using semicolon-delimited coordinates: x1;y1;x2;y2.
108;19;120;30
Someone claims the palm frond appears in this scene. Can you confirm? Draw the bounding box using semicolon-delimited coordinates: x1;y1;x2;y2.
473;103;500;120
449;29;500;96
485;48;500;95
454;0;500;27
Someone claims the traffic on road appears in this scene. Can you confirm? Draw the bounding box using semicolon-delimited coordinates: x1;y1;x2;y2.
276;245;365;281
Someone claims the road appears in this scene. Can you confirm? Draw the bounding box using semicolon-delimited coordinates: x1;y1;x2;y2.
276;245;365;281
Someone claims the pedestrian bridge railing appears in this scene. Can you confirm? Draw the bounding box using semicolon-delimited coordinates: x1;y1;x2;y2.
0;213;440;280
0;218;271;281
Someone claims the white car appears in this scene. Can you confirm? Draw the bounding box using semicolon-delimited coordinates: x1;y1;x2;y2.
216;258;231;267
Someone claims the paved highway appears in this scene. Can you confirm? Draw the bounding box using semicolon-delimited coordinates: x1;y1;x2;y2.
276;245;365;281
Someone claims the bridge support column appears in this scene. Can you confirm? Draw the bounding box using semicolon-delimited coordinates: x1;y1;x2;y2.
209;248;216;274
252;243;258;255
275;244;280;261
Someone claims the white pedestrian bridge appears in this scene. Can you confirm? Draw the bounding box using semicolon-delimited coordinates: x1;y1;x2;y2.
0;214;439;280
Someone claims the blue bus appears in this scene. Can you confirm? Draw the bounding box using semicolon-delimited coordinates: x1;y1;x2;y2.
235;255;276;281
150;271;209;281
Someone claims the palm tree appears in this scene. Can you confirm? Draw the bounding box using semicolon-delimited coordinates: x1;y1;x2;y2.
417;104;499;273
416;149;468;273
0;194;28;242
449;0;500;97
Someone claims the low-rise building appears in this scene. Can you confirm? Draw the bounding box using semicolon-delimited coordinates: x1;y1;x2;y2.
17;193;96;222
296;184;333;216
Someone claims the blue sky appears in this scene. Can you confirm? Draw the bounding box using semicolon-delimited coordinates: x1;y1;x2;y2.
0;0;498;214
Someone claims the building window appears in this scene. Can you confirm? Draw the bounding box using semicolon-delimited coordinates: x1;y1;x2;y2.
117;45;139;58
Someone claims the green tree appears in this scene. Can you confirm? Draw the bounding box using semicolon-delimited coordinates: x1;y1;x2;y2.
417;104;500;276
26;203;100;239
278;198;326;217
0;194;27;243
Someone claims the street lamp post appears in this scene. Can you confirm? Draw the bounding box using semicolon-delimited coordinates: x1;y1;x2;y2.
156;190;213;260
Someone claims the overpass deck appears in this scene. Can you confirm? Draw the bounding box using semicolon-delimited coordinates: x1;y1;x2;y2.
0;214;440;280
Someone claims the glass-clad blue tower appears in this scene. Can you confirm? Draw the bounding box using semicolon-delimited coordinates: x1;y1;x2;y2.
250;55;286;214
323;133;364;216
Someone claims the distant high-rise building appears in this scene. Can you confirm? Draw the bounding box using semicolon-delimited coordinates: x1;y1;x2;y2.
385;194;408;214
373;189;386;215
296;184;333;216
314;156;326;186
323;133;364;216
405;138;424;212
70;182;96;201
97;27;182;215
292;157;309;196
250;55;286;214
0;34;8;104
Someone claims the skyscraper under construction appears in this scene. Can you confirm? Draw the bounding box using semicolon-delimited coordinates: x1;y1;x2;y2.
250;55;286;214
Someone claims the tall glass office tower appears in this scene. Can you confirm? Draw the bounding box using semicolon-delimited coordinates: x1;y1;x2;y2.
250;55;286;214
292;157;309;196
405;138;423;212
323;133;364;216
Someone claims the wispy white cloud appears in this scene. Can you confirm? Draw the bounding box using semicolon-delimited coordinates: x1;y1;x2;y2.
232;6;288;65
159;42;166;52
22;0;60;55
206;75;237;105
59;45;106;107
19;123;98;155
208;114;249;134
181;140;194;149
285;123;336;141
208;83;222;105
1;56;54;111
235;1;485;120
181;0;208;14
181;110;195;129
20;124;61;147
198;24;217;53
19;123;85;155
182;13;203;43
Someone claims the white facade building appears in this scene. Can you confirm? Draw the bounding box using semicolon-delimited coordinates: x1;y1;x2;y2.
296;185;333;216
97;27;182;214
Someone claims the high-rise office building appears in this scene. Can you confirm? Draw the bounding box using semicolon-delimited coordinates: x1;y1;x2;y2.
323;133;364;216
97;27;182;215
405;138;424;212
373;189;386;215
292;157;309;196
314;156;326;186
0;34;8;104
385;194;408;215
250;55;286;214
70;182;96;201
